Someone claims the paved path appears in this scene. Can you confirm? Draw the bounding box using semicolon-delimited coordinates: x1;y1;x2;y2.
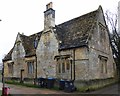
0;82;119;95
6;84;66;94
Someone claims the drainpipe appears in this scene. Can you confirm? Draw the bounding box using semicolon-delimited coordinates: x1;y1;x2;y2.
35;55;37;83
34;35;38;85
73;49;75;81
70;58;72;80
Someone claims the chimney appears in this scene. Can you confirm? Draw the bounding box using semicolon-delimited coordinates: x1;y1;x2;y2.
46;2;53;10
44;2;55;31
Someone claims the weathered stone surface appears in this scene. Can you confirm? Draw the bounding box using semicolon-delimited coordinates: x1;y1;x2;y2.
3;5;115;83
36;30;59;78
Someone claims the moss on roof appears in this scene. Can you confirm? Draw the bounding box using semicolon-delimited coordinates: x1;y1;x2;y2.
55;9;98;50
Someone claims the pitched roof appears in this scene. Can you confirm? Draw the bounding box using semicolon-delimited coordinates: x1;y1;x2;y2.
3;6;101;61
20;32;42;57
3;32;42;61
3;48;13;61
55;9;98;50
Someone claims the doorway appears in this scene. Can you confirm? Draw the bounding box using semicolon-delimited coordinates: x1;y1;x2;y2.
20;69;24;83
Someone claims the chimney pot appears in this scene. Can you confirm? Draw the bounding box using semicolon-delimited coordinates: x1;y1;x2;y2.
44;2;55;31
46;2;53;10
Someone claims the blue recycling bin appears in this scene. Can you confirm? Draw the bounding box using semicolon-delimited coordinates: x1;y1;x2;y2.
59;80;65;90
46;78;55;88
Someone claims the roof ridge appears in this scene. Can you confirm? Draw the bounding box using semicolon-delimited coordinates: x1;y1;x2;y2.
57;9;98;27
3;5;102;60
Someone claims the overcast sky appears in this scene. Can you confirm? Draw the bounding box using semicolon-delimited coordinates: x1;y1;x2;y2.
0;0;119;62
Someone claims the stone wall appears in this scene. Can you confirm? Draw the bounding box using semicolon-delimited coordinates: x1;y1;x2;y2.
74;77;116;91
88;9;115;79
25;56;36;78
4;60;11;77
57;47;89;80
36;30;59;78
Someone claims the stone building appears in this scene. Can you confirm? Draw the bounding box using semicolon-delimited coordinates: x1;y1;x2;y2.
3;2;115;84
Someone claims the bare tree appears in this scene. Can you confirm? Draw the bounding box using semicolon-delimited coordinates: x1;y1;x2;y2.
105;10;120;80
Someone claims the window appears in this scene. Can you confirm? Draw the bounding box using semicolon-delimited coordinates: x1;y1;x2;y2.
66;59;70;70
57;59;61;73
8;63;14;75
62;61;65;73
56;56;71;74
27;61;34;74
58;63;61;73
99;55;108;74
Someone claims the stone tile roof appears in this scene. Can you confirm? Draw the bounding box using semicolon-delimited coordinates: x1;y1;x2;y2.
55;9;98;50
20;32;42;57
3;48;13;61
3;32;42;61
3;7;100;61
